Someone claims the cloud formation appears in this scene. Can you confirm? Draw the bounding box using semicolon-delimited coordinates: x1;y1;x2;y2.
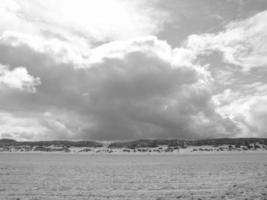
185;10;267;70
183;10;267;138
0;35;238;140
0;64;40;92
0;1;267;140
0;0;168;68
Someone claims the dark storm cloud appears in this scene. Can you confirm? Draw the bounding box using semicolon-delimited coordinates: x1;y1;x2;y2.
0;35;240;140
1;0;267;140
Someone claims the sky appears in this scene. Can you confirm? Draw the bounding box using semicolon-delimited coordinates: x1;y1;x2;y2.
1;0;267;141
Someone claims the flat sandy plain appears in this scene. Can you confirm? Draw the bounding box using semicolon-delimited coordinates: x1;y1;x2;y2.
0;153;267;200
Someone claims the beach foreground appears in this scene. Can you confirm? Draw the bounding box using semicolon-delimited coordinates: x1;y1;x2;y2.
0;153;266;200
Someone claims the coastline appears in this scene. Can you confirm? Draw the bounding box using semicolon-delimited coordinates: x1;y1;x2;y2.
1;146;267;155
1;138;267;155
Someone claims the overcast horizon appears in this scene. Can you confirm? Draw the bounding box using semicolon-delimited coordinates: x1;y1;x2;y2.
1;0;267;141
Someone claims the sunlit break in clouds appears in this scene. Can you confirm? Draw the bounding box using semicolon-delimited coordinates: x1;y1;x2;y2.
1;0;267;141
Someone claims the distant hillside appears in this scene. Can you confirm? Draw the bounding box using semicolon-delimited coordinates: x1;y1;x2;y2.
1;138;267;148
0;139;103;148
108;138;267;149
1;138;267;153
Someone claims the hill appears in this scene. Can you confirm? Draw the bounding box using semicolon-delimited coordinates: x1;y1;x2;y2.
0;138;267;153
108;138;267;149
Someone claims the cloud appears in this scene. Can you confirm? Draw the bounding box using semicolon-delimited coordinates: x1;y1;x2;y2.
185;10;267;70
0;64;40;92
213;82;267;138
0;110;95;141
0;1;267;140
248;97;267;137
0;112;47;140
0;34;241;141
15;0;166;41
0;0;168;69
71;39;237;140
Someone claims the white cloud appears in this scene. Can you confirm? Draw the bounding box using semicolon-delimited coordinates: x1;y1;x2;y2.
1;1;267;140
88;36;172;65
0;0;168;68
0;112;47;140
213;86;267;138
0;64;40;92
0;110;89;141
185;10;267;70
14;0;166;41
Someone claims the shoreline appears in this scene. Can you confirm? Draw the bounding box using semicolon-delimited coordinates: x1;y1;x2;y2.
1;138;267;155
1;148;267;155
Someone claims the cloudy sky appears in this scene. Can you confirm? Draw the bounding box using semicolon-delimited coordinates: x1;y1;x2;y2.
1;0;267;141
